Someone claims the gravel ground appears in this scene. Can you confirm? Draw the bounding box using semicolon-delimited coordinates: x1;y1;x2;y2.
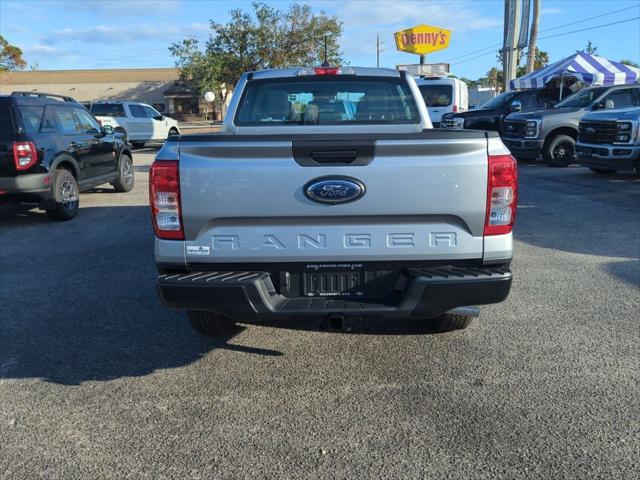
0;150;638;479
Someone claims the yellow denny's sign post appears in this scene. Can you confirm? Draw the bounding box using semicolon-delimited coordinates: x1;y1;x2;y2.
394;24;451;56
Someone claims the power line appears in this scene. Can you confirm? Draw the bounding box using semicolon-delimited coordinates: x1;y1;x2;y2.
538;4;639;33
348;0;456;62
443;3;640;64
436;1;472;25
537;16;640;41
451;16;640;66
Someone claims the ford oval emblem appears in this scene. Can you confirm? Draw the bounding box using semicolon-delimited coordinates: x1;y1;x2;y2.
304;177;365;205
586;127;595;134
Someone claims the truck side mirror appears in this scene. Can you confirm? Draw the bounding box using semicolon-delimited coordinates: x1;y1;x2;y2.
102;125;114;134
510;100;522;112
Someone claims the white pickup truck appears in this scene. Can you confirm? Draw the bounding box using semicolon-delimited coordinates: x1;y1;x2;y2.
150;66;517;337
90;101;180;148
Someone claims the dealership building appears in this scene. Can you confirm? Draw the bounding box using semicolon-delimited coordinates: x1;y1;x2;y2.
0;68;217;120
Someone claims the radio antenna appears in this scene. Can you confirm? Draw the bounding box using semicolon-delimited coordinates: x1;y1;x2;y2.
321;35;329;67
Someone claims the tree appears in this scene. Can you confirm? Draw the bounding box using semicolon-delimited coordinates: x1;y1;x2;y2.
577;40;598;55
517;48;549;76
525;0;540;74
0;35;26;71
620;59;639;68
169;37;228;118
478;67;504;92
496;47;548;88
459;77;479;89
170;2;343;117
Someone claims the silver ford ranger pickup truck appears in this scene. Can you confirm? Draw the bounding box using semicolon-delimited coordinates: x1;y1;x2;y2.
150;66;517;337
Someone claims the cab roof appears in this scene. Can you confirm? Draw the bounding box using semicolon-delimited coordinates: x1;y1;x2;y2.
247;66;403;80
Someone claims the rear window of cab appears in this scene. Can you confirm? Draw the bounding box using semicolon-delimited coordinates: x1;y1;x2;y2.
90;103;126;117
234;75;420;126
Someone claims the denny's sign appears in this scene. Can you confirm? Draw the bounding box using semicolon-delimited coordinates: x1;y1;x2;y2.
394;24;451;56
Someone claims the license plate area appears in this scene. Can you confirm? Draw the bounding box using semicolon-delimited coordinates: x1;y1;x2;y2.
303;270;365;297
302;263;397;298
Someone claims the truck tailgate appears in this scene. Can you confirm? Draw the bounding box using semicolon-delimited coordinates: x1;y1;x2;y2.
176;132;489;263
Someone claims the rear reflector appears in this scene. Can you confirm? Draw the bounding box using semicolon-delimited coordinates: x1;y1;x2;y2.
13;141;38;171
484;154;518;236
149;160;184;240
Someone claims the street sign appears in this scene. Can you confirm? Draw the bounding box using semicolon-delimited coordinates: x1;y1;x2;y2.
394;24;452;56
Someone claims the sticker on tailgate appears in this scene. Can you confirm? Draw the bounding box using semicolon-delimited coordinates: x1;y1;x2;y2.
187;246;210;256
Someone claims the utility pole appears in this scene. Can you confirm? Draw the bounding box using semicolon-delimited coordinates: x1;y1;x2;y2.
376;34;380;67
502;0;528;91
526;0;540;73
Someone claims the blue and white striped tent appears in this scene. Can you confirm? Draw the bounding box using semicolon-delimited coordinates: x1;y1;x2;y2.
510;53;640;90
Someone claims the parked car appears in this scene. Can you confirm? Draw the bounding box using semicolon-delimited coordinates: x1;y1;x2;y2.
151;66;516;338
415;76;468;124
0;92;133;220
576;106;640;174
502;84;640;166
441;88;551;132
90;101;180;148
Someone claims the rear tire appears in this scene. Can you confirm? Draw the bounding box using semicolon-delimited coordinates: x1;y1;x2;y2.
543;134;576;167
188;310;238;338
46;168;79;221
111;153;134;192
589;167;617;175
428;313;474;333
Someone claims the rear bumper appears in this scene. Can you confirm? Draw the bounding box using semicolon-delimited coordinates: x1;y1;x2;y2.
157;266;512;322
576;143;639;171
0;173;52;203
502;137;544;159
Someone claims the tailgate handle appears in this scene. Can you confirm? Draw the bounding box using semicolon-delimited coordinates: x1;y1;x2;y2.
310;150;357;163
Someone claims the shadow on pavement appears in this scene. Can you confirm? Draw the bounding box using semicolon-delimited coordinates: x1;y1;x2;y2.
514;165;640;260
0;205;279;386
601;259;640;288
0;204;49;225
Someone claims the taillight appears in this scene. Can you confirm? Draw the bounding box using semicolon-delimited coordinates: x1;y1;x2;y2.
13;141;38;170
297;67;355;76
484;154;518;236
149;160;184;240
314;67;340;75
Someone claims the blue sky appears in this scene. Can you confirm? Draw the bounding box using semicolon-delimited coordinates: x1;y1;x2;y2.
1;0;639;79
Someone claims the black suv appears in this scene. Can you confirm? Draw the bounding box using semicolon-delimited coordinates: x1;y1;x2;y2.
0;92;133;220
441;88;552;133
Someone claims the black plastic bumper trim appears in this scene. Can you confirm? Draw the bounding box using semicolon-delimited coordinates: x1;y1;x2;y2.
157;266;512;322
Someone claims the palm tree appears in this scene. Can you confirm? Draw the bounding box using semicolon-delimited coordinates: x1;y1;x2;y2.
525;0;540;74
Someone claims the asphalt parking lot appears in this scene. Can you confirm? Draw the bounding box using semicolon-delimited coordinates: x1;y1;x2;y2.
0;149;638;479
